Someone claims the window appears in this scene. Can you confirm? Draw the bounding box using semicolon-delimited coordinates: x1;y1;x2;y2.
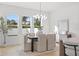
6;14;19;35
22;15;47;33
34;16;41;28
22;16;30;28
6;14;19;28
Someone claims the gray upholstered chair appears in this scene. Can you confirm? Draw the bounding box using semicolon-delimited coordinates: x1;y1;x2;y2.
46;34;56;51
24;34;31;52
24;33;37;52
59;40;79;56
36;34;47;52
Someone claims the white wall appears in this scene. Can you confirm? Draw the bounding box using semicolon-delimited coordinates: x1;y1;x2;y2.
0;4;50;45
49;4;79;36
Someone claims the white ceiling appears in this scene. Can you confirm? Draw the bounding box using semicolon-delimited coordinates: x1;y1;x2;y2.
1;2;79;12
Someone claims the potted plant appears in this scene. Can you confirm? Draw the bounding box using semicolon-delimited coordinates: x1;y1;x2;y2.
0;17;8;46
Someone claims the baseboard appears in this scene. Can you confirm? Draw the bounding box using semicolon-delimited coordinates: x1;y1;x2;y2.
0;44;21;48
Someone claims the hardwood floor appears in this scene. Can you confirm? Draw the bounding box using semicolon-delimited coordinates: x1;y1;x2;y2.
0;43;59;56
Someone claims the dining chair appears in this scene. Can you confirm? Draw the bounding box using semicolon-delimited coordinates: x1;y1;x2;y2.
29;33;37;51
59;40;78;56
36;34;47;52
64;43;78;56
24;34;31;52
46;34;56;51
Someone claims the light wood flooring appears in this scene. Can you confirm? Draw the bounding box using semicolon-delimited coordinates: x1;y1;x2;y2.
0;43;59;56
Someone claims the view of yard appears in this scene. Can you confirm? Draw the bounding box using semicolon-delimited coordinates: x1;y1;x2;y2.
6;15;41;29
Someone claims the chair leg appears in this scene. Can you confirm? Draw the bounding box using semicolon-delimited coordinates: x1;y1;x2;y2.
64;46;68;56
74;46;77;56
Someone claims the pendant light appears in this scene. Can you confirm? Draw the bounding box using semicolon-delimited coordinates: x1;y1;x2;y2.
39;2;43;29
40;2;41;22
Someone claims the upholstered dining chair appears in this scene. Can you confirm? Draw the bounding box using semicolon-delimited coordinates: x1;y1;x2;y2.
46;34;56;51
36;34;47;52
24;34;31;52
59;40;78;56
64;43;78;56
